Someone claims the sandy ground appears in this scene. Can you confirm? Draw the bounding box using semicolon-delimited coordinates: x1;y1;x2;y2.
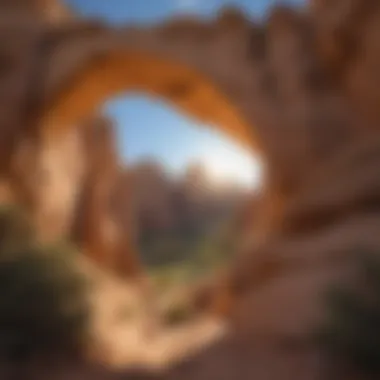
85;264;227;370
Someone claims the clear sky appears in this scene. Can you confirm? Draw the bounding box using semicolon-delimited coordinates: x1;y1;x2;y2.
63;0;304;188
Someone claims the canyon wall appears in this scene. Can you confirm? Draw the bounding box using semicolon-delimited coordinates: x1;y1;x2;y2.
29;113;142;276
0;0;142;278
2;0;380;379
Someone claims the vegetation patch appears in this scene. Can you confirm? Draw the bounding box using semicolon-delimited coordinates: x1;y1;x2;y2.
316;250;380;379
0;206;91;364
163;300;194;327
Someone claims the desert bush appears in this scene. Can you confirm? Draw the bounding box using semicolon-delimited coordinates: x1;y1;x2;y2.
316;250;380;379
163;300;193;327
0;206;91;364
0;204;34;254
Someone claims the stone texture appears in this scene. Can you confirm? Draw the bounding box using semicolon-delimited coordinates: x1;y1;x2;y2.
1;0;380;379
69;115;120;268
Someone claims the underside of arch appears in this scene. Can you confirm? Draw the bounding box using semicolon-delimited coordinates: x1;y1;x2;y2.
42;50;257;150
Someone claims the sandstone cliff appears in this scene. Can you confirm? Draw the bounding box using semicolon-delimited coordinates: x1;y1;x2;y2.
2;0;380;379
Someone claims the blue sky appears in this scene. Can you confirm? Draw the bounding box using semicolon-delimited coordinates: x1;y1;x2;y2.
64;0;305;25
63;0;304;187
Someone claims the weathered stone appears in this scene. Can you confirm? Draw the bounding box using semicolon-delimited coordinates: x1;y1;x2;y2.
2;0;380;379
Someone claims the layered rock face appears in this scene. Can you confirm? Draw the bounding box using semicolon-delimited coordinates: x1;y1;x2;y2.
2;0;380;379
33;127;86;243
110;169;142;277
70;115;119;268
72;115;141;277
25;113;141;277
175;2;380;379
0;0;74;20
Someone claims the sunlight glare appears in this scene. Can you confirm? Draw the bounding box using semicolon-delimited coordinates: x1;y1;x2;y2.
199;145;263;190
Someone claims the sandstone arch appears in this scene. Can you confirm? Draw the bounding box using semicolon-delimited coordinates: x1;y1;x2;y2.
35;12;283;253
31;14;276;273
5;1;380;378
38;3;371;241
0;2;351;275
43;50;256;149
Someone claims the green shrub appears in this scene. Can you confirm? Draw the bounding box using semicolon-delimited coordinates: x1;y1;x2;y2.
0;206;91;363
0;205;34;255
316;251;380;378
163;301;193;327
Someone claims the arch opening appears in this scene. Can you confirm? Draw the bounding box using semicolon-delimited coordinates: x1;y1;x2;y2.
99;91;265;326
105;93;263;190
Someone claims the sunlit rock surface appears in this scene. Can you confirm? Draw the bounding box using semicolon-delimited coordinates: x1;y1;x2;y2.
1;0;380;379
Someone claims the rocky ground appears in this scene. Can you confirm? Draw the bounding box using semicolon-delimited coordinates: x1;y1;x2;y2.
81;258;226;370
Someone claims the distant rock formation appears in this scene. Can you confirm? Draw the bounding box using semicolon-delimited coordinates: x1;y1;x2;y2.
128;159;248;240
128;160;176;235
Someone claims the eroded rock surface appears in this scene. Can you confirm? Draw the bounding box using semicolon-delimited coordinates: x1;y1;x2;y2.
1;0;380;379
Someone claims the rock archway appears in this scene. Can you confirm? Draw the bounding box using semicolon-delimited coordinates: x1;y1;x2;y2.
1;3;343;257
31;12;272;274
3;0;380;378
0;0;371;280
43;51;255;149
32;10;286;262
37;3;369;247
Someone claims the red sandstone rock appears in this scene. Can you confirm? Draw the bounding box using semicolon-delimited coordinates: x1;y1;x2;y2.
1;0;380;379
